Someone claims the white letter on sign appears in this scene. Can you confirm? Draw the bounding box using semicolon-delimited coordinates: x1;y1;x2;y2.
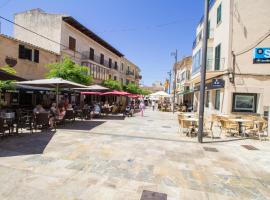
265;49;270;58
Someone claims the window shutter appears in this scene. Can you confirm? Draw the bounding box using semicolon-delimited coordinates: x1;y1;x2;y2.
69;36;76;51
34;49;39;63
19;45;25;59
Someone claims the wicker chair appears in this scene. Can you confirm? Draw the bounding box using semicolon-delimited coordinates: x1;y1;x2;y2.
220;119;239;136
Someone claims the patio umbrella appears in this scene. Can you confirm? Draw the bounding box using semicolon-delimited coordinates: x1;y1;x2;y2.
16;78;87;105
74;84;109;91
101;90;131;96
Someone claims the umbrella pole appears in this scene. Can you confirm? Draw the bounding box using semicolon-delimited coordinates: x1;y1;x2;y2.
56;84;59;106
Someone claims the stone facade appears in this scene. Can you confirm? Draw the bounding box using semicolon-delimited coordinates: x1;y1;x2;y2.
0;34;59;80
14;9;141;85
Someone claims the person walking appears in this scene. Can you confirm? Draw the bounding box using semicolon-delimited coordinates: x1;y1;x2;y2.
139;101;145;117
151;100;156;111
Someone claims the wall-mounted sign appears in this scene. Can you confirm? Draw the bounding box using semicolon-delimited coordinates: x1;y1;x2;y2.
194;79;225;92
253;48;270;64
211;79;225;88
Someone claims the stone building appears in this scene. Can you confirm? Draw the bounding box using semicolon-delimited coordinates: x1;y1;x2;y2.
0;34;59;80
174;56;193;106
13;9;141;85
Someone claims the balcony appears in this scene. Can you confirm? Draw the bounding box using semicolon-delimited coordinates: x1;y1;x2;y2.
192;58;225;77
192;29;214;49
135;75;142;80
126;71;135;76
81;51;113;69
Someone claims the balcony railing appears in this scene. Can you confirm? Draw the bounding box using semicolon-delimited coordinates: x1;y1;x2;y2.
192;58;225;75
135;75;142;80
81;51;118;69
126;71;135;76
192;29;214;49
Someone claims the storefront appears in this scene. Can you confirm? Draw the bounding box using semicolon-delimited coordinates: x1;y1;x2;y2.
193;78;225;115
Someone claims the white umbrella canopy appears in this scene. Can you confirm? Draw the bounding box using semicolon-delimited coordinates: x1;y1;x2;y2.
16;78;87;105
16;78;87;88
73;84;109;91
149;91;170;98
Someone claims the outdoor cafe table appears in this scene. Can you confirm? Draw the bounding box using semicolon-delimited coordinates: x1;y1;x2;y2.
179;113;195;117
228;118;253;137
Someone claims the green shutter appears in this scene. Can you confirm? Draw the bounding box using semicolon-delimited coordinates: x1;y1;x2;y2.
217;4;222;24
215;90;220;110
214;44;221;70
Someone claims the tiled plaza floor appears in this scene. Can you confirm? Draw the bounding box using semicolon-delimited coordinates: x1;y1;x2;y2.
0;108;270;200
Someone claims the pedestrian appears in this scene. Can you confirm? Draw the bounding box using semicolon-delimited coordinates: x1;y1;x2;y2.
139;101;145;117
151;100;155;111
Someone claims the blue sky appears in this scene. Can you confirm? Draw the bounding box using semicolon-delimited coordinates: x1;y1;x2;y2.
0;0;204;85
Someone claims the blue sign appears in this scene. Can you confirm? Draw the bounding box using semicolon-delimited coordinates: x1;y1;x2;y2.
211;79;224;88
254;48;270;64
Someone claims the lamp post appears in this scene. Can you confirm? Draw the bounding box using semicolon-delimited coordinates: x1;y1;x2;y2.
167;71;172;94
198;0;210;143
171;50;178;114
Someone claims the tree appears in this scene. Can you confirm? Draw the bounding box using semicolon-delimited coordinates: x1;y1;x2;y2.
125;83;140;94
0;65;17;107
0;65;16;91
46;57;92;85
102;79;122;90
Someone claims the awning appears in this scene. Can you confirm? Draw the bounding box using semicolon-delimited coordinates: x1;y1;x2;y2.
81;91;102;95
177;90;194;96
190;71;226;84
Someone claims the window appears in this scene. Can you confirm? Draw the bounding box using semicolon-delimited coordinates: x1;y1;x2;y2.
109;58;112;68
207;20;211;39
100;54;104;65
69;36;76;51
18;45;32;61
19;45;25;59
108;74;112;79
34;49;39;63
232;93;257;113
217;4;222;25
114;62;118;70
126;79;129;85
192;49;201;74
215;90;220;110
114;76;117;81
121;63;124;71
89;48;94;60
205;91;210;108
214;44;221;70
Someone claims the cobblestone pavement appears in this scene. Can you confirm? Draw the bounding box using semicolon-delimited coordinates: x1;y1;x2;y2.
0;108;270;200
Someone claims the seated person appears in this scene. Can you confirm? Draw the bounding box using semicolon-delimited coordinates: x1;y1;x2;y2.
67;104;74;110
57;105;66;120
33;104;45;114
93;104;101;114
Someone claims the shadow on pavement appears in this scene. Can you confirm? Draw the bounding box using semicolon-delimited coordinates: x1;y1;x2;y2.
57;120;106;131
100;115;126;120
0;130;55;157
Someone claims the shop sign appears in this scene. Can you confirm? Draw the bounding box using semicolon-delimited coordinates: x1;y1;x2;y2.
211;79;224;89
194;79;225;91
253;48;270;64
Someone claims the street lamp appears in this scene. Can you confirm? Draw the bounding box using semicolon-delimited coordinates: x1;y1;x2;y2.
198;0;210;143
167;71;172;94
171;50;178;114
